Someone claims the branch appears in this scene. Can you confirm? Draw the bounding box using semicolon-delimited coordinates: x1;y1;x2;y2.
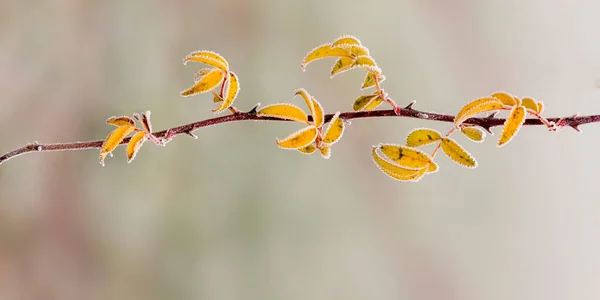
1;104;597;166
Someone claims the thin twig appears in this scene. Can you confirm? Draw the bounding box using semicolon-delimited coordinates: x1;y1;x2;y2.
1;105;597;166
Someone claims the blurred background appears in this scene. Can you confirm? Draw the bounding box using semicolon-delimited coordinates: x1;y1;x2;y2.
2;0;600;299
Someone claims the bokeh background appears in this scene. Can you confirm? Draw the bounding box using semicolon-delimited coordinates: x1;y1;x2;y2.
2;0;600;299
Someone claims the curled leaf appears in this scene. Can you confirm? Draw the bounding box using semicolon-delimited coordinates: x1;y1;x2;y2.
301;44;350;70
294;88;314;117
333;44;370;57
521;97;538;112
319;146;331;159
361;73;386;90
353;56;380;74
180;69;225;97
106;116;135;127
257;103;308;123
460;126;486;143
322;112;344;145
536;101;544;114
372;147;427;182
454;97;504;126
126;131;147;163
332;35;361;47
491;92;518;106
440;138;477;168
405;128;442;147
298;144;317;154
100;125;136;166
311;98;325;128
183;50;229;72
330;57;356;77
276;125;318;149
498;105;526;147
194;68;213;82
379;144;435;170
212;71;240;113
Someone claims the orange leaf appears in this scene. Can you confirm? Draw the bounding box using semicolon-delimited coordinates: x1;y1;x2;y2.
212;71;240;113
99;125;136;166
498;105;526;147
180;69;225;97
276;126;318;149
257;103;308;123
183;50;229;72
126;131;147;163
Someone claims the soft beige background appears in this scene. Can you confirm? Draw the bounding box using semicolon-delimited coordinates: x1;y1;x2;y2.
1;1;600;299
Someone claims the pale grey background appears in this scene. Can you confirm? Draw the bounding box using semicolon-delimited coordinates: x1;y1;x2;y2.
1;1;600;299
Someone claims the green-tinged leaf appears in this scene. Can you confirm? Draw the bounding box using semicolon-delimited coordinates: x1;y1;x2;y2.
353;56;381;74
319;146;331;159
405;128;442;147
322;112;344;145
440;138;477;168
126;131;147;163
333;44;370;56
491;92;518;106
330;57;356;77
331;35;362;46
183;50;229;72
361;73;386;89
99;125;136;166
454;97;504;125
379;144;435;170
180;69;225;97
498;105;526;147
301;44;350;70
521;97;536;111
257;103;308;123
213;71;240;113
371;147;427;182
106;116;135;127
363;96;384;111
460;126;486;143
353;94;378;111
276;126;318;149
311;98;324;128
298;144;317;154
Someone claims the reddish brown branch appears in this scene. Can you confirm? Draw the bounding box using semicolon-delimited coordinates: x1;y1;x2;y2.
1;104;597;166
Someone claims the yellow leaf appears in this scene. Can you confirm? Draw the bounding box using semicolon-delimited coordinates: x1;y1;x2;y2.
301;44;350;70
311;98;324;128
294;88;315;116
363;96;383;111
361;73;386;89
454;97;504;126
106;116;135;127
319;145;331;159
126;131;147;163
99;125;136;166
330;57;356;77
405;128;442;147
183;50;229;72
194;68;213;82
379;144;435;170
322;112;344;145
257;103;308;123
212;71;240;113
371;147;427;182
353;56;381;74
491;92;518;106
536;101;544;114
460;126;486;143
298;144;317;154
521;97;537;112
276;126;318;149
331;35;362;47
498;105;526;147
353;94;379;111
440;138;477;168
426;162;439;173
180;69;225;97
333;44;370;56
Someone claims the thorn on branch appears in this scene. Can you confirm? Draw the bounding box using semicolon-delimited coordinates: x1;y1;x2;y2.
248;103;261;114
404;100;416;109
184;131;198;139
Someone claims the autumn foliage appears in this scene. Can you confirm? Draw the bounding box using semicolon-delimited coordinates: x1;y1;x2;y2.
93;35;557;182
